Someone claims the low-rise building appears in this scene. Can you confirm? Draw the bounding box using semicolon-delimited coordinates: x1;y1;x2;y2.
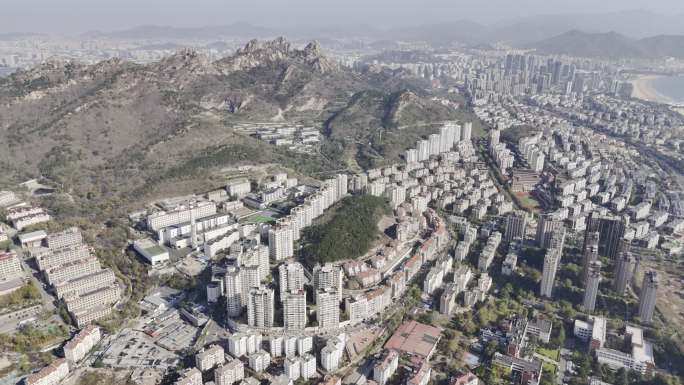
63;325;101;364
24;358;69;385
175;368;202;385
573;316;606;349
596;326;655;375
133;239;170;266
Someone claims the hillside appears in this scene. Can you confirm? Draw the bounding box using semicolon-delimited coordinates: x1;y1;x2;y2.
301;195;391;266
527;30;684;59
0;38;462;217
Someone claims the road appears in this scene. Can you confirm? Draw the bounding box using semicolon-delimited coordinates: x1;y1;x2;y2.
20;258;56;312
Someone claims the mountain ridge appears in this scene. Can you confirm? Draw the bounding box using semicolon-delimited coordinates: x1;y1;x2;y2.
525;30;684;59
0;38;461;207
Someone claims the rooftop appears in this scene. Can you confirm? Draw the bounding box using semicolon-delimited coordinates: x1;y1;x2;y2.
384;320;441;358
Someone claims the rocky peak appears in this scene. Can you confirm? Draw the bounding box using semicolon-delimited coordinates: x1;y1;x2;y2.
303;41;322;57
237;37;291;56
220;37;338;74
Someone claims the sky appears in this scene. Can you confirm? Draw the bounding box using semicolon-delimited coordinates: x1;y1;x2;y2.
2;0;684;34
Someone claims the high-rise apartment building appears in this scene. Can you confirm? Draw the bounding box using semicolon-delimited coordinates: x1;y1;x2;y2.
462;122;472;142
582;231;600;283
504;211;527;243
540;248;561;298
536;214;564;249
268;222;294;261
313;263;343;303
638;271;659;324
316;289;340;330
283;290;307;330
583;261;601;313
247;286;274;328
225;266;243;317
279;262;305;298
614;251;635;296
587;214;626;259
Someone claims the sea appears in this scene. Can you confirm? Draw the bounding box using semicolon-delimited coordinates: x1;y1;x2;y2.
648;75;684;105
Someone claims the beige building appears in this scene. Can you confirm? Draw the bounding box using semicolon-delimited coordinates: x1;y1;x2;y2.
24;358;69;385
63;325;101;364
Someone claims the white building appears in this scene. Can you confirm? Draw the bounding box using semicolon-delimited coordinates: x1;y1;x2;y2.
247;286;274;328
63;325;101;364
248;350;271;372
373;350;399;385
283;290;307;330
133;239;170;266
214;359;244;385
269;222;294;261
24;359;69;385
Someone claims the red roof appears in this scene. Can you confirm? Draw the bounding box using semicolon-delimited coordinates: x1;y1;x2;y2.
384;320;441;358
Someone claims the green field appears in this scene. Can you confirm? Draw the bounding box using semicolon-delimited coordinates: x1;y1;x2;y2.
246;214;275;224
516;193;540;211
538;347;560;361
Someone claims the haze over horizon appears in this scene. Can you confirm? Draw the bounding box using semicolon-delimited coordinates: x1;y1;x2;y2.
2;0;684;35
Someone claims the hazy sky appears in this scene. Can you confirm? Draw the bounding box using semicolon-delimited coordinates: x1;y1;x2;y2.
3;0;684;34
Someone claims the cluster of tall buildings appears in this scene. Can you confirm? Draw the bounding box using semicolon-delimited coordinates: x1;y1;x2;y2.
466;53;618;104
405;122;472;164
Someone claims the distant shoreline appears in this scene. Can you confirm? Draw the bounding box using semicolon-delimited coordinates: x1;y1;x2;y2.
630;75;684;108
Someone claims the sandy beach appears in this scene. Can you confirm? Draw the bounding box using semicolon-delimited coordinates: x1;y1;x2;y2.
629;75;677;105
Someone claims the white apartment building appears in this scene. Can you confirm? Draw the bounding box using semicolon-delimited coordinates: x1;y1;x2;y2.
64;286;120;313
228;333;262;357
269;336;283;357
320;335;345;371
24;358;69;385
247;286;274;328
13;212;51;231
54;268;116;299
316;289;340;330
284;336;297;358
196;344;225;372
35;244;90;271
248;350;271;372
269;223;294;261
0;251;22;281
63;325;101;364
297;336;313;355
0;190;18;207
45;257;101;286
313;263;343;303
299;354;316;379
146;201;217;231
540;248;561;298
227;179;251;198
214;359;244;385
46;227;82;250
284;357;300;380
439;283;458;315
71;304;113;327
175;368;202;385
278;262;305;297
283;290;307;330
224;266;242;318
373;350;399;385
